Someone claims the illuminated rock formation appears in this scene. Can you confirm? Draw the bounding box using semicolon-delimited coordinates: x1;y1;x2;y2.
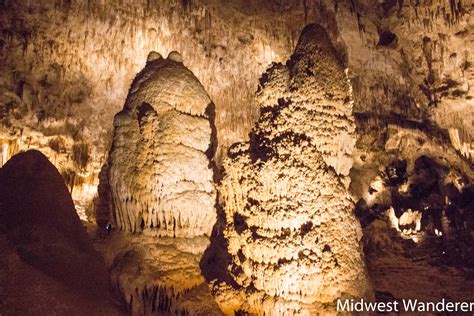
108;51;216;237
0;150;123;315
215;25;371;315
256;23;356;180
106;234;222;315
106;52;219;314
0;1;473;312
1;1;472;224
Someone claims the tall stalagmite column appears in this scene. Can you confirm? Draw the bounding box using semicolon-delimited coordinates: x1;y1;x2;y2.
106;52;219;314
215;24;372;315
108;51;216;237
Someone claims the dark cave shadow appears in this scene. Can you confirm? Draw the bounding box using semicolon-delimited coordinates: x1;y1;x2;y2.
200;197;233;285
200;100;233;285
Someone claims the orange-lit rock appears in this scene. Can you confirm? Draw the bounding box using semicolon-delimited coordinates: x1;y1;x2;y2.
105;52;219;315
108;51;216;236
1;1;472;224
0;1;473;314
215;24;372;315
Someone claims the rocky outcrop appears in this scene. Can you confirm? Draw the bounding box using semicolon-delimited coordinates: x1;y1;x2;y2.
106;52;219;315
214;24;372;315
108;51;216;237
0;150;124;315
105;233;223;315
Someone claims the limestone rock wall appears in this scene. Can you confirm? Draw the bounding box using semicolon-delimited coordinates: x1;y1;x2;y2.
215;25;371;315
0;0;301;167
1;0;472;222
108;52;216;237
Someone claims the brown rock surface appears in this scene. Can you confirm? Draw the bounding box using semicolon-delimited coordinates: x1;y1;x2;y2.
0;150;124;315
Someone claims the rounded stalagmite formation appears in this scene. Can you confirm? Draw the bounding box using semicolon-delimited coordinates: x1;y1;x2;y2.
146;51;162;63
215;24;372;315
108;52;217;237
106;52;220;315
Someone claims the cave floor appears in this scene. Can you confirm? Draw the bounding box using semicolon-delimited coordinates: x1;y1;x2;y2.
84;221;474;312
366;236;474;304
83;221;225;315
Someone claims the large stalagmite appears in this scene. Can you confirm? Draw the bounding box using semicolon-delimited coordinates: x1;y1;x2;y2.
106;52;220;314
215;24;372;315
108;51;216;237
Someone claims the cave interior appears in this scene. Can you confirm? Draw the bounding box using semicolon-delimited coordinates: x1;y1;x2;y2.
0;0;473;315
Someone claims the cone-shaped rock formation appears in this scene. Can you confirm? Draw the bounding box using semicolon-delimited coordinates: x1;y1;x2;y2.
106;52;220;315
215;24;372;315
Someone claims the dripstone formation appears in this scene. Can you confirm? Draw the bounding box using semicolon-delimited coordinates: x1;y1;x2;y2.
108;51;216;237
215;24;372;315
106;52;219;314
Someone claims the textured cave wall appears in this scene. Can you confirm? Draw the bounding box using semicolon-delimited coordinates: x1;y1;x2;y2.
0;0;310;220
328;0;474;236
329;0;473;165
0;0;304;175
105;52;220;314
1;0;472;221
214;24;372;316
